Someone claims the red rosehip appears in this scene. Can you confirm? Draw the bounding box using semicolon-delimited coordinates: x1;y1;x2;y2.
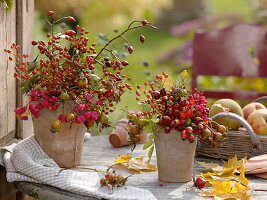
164;127;171;133
212;132;223;142
128;46;134;54
65;30;76;36
181;130;187;140
140;35;145;43
160;88;166;96
67;16;76;22
162;96;168;102
47;11;55;16
194;176;206;189
162;115;172;126
186;126;193;133
121;61;129;66
152;91;161;100
31;40;38;45
141;19;149;25
187;134;195;142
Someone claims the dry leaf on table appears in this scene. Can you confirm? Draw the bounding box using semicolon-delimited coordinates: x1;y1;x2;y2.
199;155;251;200
112;155;157;173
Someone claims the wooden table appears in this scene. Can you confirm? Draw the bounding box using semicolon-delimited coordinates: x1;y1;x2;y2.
15;135;267;200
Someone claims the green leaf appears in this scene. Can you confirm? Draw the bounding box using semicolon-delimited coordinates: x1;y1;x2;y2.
143;140;153;150
138;103;151;112
5;0;12;11
185;118;192;126
175;70;189;89
148;134;155;140
150;118;159;123
148;145;154;160
20;75;39;94
27;61;37;73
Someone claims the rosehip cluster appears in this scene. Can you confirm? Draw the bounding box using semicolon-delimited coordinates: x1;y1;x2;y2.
100;171;129;193
127;113;148;145
135;72;227;144
5;11;155;133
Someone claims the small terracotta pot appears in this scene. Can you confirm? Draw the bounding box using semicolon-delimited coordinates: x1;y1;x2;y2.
154;129;196;182
33;105;86;168
109;118;148;148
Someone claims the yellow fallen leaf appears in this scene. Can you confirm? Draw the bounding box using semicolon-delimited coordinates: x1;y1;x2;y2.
128;157;157;172
112;155;157;173
223;155;247;170
197;161;224;172
200;155;251;200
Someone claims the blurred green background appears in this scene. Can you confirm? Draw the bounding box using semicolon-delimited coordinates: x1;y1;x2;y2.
34;0;267;134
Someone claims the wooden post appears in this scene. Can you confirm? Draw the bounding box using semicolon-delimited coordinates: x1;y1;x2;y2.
16;0;34;140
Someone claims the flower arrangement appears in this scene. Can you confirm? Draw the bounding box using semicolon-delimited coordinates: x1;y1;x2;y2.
126;71;227;156
5;11;155;132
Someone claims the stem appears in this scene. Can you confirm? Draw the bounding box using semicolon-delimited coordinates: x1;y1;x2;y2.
94;23;156;60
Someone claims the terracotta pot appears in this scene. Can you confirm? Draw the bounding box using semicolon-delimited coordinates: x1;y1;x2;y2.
32;105;86;168
154;129;196;182
109;118;148;148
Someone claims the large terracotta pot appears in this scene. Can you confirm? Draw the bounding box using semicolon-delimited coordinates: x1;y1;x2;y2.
154;129;197;182
32;105;86;168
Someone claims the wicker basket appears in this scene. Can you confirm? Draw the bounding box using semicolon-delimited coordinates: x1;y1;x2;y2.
196;112;265;160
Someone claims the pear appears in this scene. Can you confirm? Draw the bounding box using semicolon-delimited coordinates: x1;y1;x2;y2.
209;99;243;130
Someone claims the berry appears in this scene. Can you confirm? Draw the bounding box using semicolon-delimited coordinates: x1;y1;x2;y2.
121;61;129;66
140;35;145;43
194;176;206;189
50;120;61;132
31;40;38;45
67;16;76;22
128;46;134;54
132;135;141;143
216;125;227;133
162;115;172;126
47;11;55;16
213;132;223;142
164;127;171;133
152;91;160;100
66;114;75;122
181;130;187;140
130;125;141;135
187;134;195;142
65;30;76;36
105;172;115;184
116;175;125;184
185;126;193;133
160;88;166;96
59;92;70;101
141;19;149;25
85;120;94;127
100;178;107;186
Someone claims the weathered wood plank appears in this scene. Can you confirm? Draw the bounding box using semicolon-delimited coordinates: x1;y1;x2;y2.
16;0;34;140
14;135;267;200
0;0;17;141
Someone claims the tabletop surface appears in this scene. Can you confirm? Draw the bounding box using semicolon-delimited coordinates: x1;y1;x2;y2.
15;135;267;200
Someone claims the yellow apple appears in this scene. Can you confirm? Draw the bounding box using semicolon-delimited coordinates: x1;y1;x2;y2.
247;109;267;135
243;102;266;120
209;99;243;130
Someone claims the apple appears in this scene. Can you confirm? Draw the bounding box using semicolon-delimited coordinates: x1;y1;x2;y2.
247;109;267;135
209;99;243;130
243;102;266;120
